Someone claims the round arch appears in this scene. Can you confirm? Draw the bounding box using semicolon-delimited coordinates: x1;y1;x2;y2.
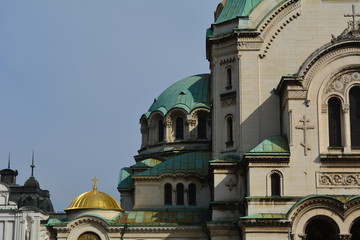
304;215;340;240
67;218;110;240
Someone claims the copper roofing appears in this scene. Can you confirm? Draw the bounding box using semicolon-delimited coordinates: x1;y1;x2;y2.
245;135;290;156
134;152;212;177
47;209;211;226
144;74;210;118
214;0;264;24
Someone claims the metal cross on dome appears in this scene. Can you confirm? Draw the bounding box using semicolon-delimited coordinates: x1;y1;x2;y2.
345;5;360;31
91;176;99;191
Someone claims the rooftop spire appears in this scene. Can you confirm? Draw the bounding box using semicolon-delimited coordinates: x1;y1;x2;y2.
31;150;35;177
8;152;11;169
91;176;99;191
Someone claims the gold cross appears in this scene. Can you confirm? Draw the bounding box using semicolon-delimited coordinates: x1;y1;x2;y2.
91;176;99;191
345;5;360;31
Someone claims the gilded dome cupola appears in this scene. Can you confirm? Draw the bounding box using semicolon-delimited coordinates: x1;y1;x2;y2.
66;177;123;212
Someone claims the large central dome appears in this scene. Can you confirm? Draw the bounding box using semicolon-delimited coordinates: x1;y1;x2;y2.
66;187;123;211
143;74;210;118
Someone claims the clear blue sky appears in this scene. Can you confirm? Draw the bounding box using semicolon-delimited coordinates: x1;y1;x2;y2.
0;0;220;211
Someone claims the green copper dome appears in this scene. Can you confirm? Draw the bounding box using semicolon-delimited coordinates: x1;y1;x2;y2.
215;0;264;24
144;74;211;118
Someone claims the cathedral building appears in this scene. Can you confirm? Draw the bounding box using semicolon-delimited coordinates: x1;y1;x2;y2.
3;0;360;239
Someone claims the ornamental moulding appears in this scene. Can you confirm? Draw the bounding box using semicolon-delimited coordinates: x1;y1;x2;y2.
259;0;301;58
323;71;360;97
126;226;203;233
289;198;344;222
317;172;360;187
220;56;236;65
299;44;360;90
132;173;204;182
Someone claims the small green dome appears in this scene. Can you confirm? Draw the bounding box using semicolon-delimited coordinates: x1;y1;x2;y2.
144;74;211;118
214;0;264;24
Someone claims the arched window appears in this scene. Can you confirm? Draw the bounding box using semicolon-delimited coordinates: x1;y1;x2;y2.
175;117;184;140
271;173;281;196
305;216;340;240
328;97;342;147
158;120;164;142
78;232;101;240
164;183;172;205
188;183;196;205
226;116;233;147
226;68;232;88
176;183;184;205
350;217;360;240
350;87;360;147
197;116;207;139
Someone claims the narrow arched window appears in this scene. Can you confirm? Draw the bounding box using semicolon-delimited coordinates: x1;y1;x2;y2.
158;120;164;142
226;116;233;147
271;173;281;196
175;117;184;140
328;97;342;147
226;68;232;88
198;116;207;139
350;87;360;147
188;183;196;205
176;183;184;205
164;183;172;205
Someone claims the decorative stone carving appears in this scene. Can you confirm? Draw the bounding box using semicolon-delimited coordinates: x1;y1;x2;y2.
186;120;196;127
332;5;360;42
220;91;237;107
220;57;236;65
324;71;360;95
237;41;262;51
318;173;360;187
295;116;315;156
225;178;236;191
321;104;328;113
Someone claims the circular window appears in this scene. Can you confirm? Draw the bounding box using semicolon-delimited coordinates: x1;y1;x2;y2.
77;232;101;240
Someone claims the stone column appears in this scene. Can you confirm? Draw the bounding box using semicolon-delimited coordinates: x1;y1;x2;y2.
343;104;351;153
184;188;189;207
165;120;172;142
339;234;352;240
298;234;307;240
172;189;176;206
187;119;196;140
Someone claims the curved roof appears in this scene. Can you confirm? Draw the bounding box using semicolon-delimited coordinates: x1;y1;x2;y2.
144;74;211;118
24;176;40;188
66;188;123;211
134;152;211;177
215;0;264;24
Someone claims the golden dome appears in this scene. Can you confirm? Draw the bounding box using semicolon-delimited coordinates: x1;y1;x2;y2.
66;178;123;211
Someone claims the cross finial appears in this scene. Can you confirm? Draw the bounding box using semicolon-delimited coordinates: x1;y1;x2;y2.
31;150;35;177
91;176;99;191
345;5;360;31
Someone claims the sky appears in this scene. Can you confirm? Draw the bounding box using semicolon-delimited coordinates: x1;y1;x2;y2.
0;0;220;211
